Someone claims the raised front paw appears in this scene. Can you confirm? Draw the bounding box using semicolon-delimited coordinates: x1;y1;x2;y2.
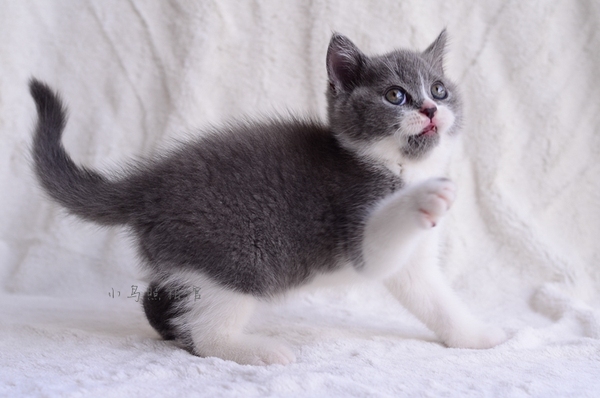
408;178;456;228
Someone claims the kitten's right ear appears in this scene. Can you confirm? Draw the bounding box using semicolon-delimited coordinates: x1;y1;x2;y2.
422;30;448;75
327;34;365;92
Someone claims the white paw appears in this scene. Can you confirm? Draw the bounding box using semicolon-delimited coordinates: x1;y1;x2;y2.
408;178;455;229
198;335;296;366
244;337;296;366
444;324;508;349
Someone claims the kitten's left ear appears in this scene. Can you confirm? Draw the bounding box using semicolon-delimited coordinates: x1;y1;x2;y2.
422;29;448;75
327;33;366;92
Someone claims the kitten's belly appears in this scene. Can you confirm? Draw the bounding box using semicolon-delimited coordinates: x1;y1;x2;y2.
297;262;366;292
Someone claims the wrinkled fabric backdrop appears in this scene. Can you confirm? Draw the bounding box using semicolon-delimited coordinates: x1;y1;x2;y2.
1;1;599;396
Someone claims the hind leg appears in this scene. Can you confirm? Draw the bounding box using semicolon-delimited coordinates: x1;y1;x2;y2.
147;273;295;365
143;282;189;341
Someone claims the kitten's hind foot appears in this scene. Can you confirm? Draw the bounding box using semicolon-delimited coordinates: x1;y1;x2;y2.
195;335;296;366
443;323;508;349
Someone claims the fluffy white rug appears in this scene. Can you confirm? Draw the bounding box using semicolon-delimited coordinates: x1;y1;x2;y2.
2;1;599;396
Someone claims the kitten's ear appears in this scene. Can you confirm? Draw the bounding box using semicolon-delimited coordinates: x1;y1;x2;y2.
327;33;365;92
422;29;448;75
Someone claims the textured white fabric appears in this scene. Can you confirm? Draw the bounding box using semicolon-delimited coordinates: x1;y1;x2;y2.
1;1;599;396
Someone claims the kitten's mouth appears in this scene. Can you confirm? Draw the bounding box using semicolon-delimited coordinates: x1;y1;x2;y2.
419;123;437;136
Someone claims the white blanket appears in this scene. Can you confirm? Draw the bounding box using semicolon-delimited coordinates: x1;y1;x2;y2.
2;1;599;396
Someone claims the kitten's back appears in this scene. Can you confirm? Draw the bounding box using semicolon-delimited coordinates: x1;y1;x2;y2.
131;118;401;295
29;79;400;296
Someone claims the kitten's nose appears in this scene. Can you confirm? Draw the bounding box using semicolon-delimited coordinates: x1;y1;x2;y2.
420;105;437;120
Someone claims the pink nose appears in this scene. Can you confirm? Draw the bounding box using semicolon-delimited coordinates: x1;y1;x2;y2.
420;106;437;119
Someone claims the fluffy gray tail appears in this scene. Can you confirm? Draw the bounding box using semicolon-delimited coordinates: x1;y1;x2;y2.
30;79;133;226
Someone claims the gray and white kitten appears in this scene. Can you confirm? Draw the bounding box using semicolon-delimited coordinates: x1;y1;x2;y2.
30;31;506;365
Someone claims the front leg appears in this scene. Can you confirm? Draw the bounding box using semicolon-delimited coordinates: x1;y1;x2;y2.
384;231;507;349
361;177;455;279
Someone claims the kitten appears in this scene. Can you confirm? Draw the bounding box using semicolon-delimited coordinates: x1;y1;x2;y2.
29;30;507;365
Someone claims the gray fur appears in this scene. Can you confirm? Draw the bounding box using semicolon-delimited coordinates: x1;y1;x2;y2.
327;30;461;159
29;31;461;345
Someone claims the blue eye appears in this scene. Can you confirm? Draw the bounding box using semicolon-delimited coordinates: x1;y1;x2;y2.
385;87;406;105
431;82;448;99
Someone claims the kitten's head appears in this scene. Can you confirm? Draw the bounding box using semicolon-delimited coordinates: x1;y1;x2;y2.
326;31;462;164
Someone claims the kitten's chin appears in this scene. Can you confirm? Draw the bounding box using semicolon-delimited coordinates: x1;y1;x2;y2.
403;127;441;159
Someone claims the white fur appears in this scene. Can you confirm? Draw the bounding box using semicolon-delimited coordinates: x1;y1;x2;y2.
401;125;455;184
162;270;296;365
360;178;455;279
299;263;365;290
357;103;507;349
383;229;508;349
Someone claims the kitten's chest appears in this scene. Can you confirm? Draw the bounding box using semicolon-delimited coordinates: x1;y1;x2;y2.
399;140;453;185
